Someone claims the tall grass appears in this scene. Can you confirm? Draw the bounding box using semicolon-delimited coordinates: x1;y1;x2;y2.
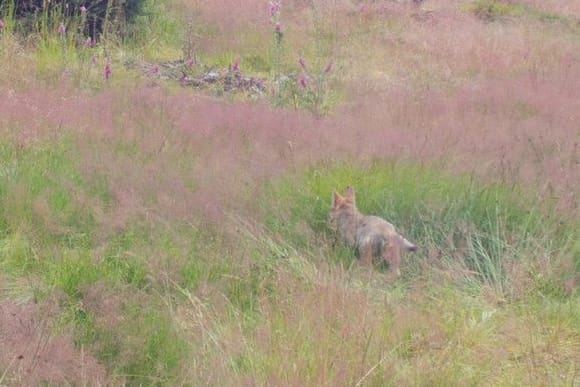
0;134;193;384
0;0;182;90
1;0;579;385
262;163;576;294
1;99;578;386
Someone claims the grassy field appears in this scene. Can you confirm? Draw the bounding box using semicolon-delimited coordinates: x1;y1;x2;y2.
0;0;579;385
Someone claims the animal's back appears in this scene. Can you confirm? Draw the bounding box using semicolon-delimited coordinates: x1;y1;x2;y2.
357;216;397;240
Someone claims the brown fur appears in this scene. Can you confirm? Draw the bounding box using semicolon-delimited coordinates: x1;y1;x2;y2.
329;186;417;276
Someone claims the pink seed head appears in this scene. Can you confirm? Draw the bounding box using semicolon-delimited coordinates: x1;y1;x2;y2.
299;57;306;70
80;6;87;14
275;22;282;34
84;36;92;47
359;4;366;13
186;57;194;69
0;19;5;29
299;76;308;88
58;23;66;35
151;65;159;75
232;60;239;72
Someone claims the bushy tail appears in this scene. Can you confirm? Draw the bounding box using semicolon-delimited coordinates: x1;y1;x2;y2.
401;236;417;252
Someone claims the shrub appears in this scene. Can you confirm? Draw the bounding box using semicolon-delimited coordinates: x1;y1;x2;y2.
0;0;148;39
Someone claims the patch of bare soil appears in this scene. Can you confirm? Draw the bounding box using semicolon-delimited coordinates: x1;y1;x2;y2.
0;299;106;386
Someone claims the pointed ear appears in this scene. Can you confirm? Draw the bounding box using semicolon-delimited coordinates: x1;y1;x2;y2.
332;190;343;208
344;185;356;204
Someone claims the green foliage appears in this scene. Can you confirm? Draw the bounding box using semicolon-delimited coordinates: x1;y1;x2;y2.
244;54;272;74
467;0;526;21
466;0;580;31
121;306;189;386
125;0;182;59
48;249;100;299
0;137;96;248
4;0;148;39
226;263;270;317
180;244;231;290
0;233;37;277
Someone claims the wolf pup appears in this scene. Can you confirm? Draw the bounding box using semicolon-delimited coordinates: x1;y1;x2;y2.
329;186;417;277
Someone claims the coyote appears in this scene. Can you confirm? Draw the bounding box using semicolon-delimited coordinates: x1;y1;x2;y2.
329;186;417;276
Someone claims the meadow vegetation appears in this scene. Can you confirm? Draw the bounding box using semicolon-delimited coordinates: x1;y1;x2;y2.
0;0;578;385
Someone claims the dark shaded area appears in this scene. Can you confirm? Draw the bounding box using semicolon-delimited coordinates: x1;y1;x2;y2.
0;0;146;40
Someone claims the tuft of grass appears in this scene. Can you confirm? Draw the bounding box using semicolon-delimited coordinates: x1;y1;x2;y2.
467;0;527;21
467;0;580;33
125;0;183;60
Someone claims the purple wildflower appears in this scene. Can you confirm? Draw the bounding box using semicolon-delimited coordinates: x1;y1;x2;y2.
80;6;87;15
58;23;66;35
0;19;5;30
269;1;280;17
186;57;194;69
324;61;333;74
105;61;112;80
275;22;282;34
299;75;308;88
180;74;189;86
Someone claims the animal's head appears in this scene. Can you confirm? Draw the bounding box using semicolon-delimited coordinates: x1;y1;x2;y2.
329;185;357;230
